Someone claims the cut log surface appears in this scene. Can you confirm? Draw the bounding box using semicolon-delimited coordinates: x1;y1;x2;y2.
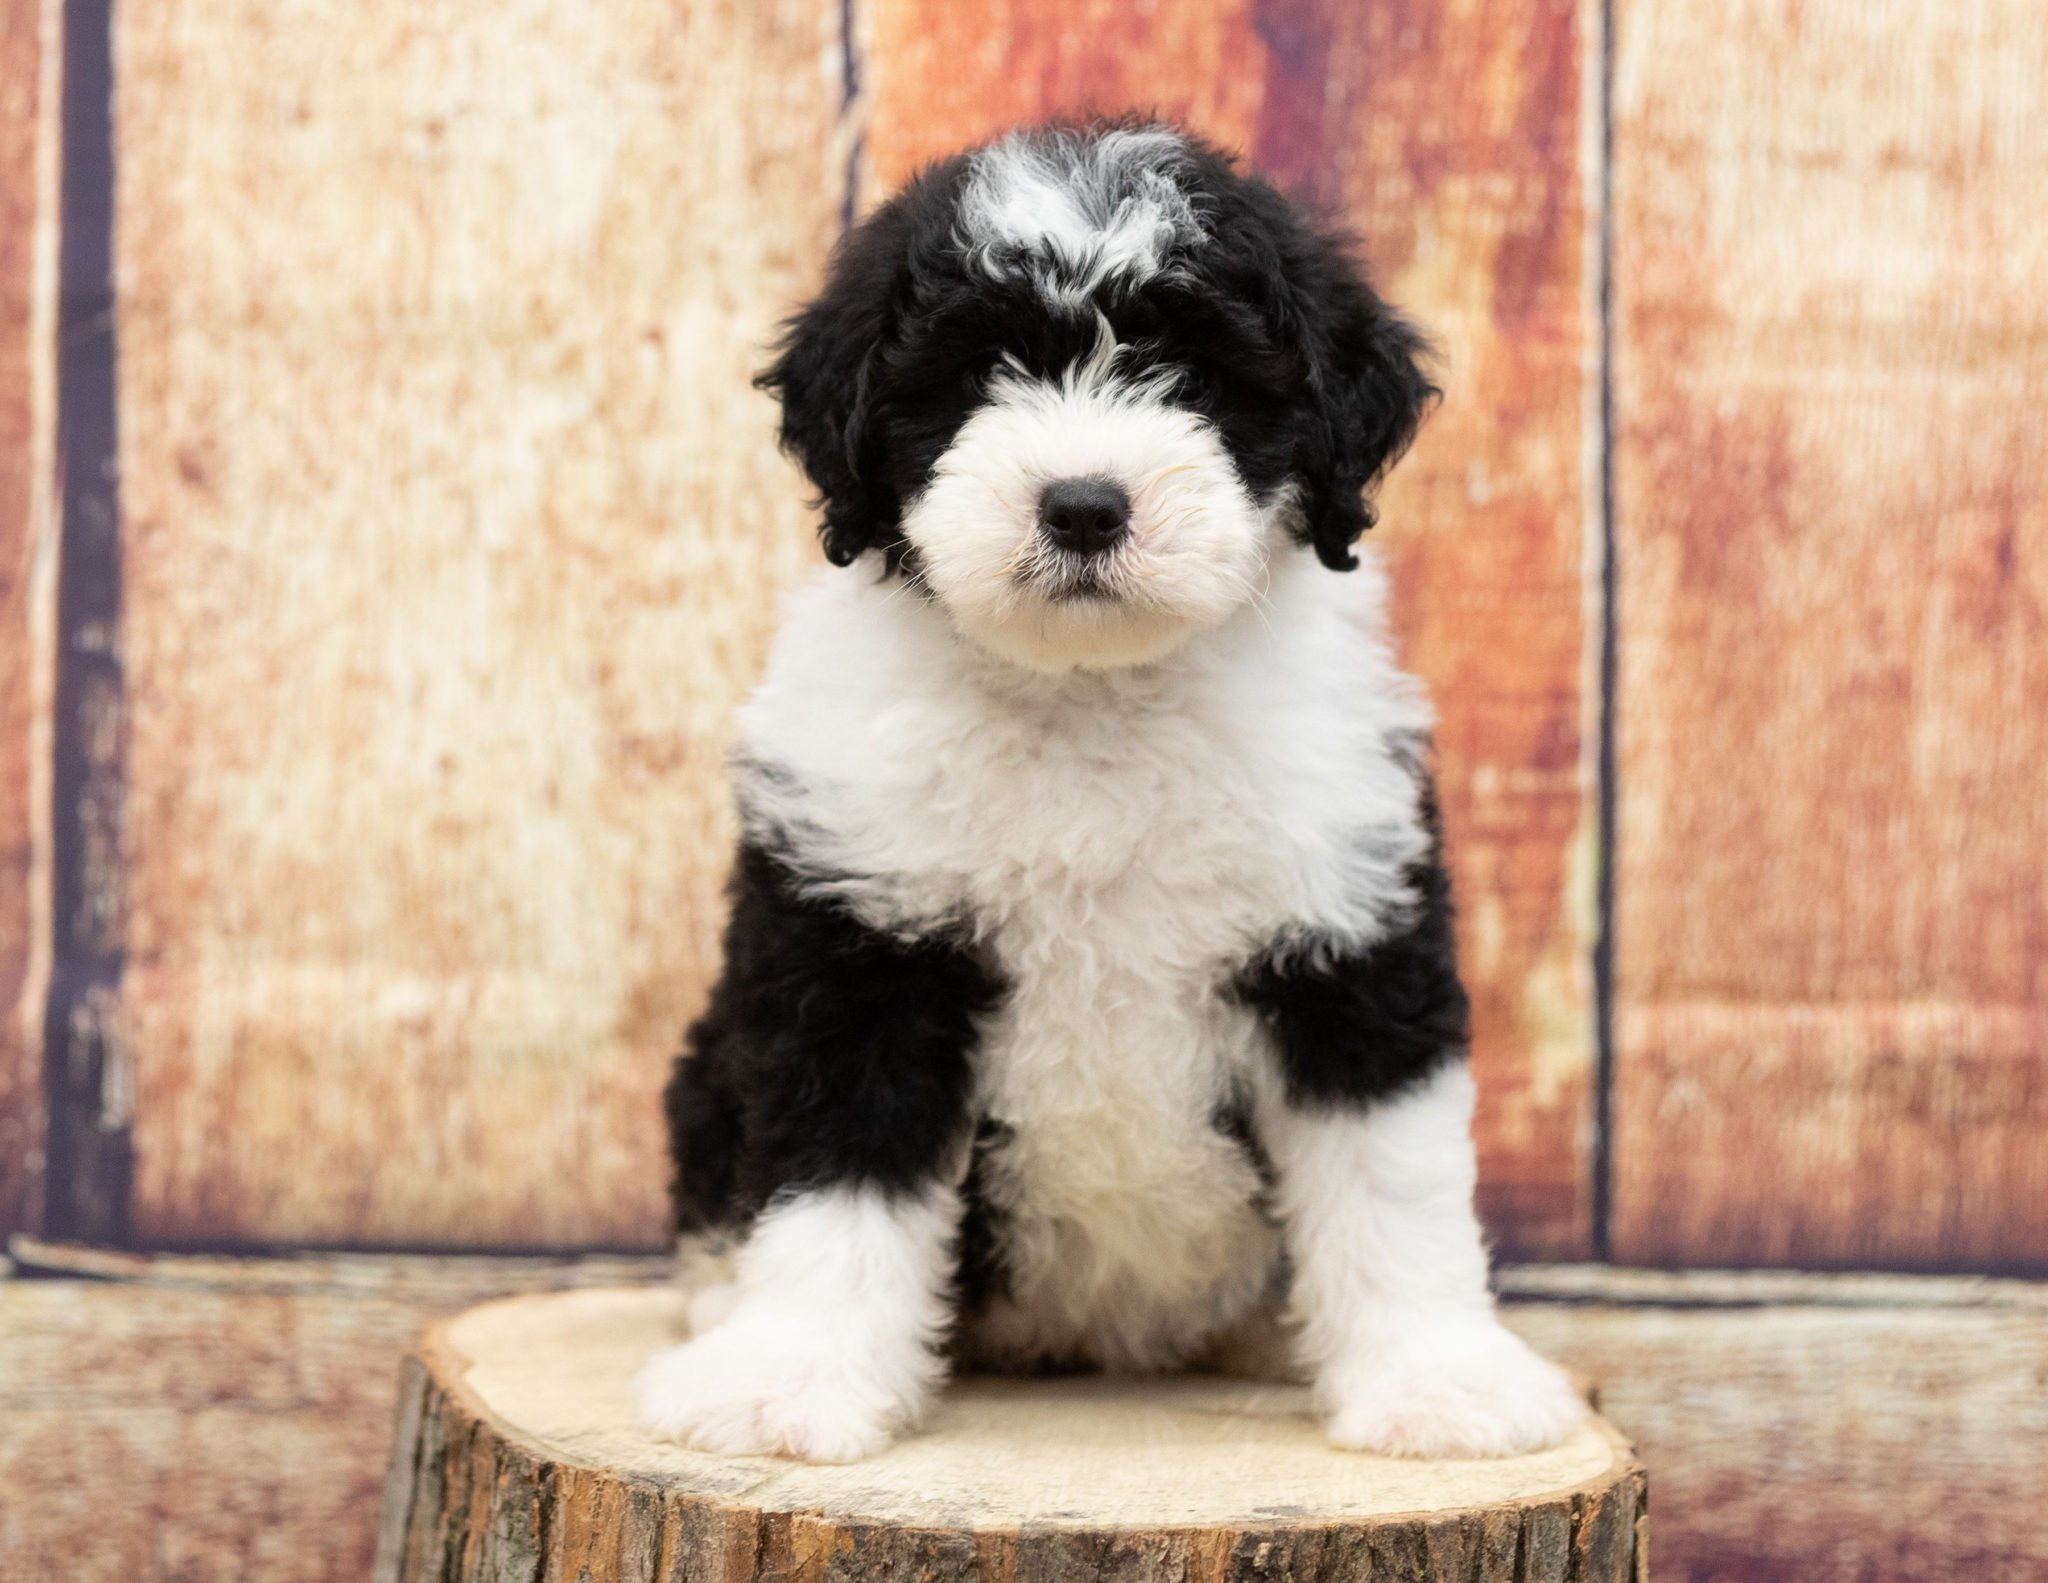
374;1288;1647;1583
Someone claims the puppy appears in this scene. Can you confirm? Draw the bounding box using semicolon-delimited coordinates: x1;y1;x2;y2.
637;123;1585;1463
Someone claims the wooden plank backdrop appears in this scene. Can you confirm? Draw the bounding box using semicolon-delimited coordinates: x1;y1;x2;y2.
24;0;2048;1270
14;0;1607;1257
1607;0;2048;1269
100;0;843;1247
3;0;2047;1578
861;0;1600;1260
0;0;40;1240
1506;1269;2048;1583
0;1246;663;1582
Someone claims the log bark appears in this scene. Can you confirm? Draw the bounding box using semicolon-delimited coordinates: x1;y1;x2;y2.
373;1288;1647;1583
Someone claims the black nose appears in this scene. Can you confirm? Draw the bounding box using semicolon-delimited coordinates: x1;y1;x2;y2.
1037;477;1131;556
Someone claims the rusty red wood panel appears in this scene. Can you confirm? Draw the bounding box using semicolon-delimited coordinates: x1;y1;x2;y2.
864;0;1598;1257
1608;0;2048;1266
0;0;42;1237
859;0;1268;163
107;0;847;1247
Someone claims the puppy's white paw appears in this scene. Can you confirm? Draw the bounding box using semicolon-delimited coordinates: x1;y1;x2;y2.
1318;1314;1586;1458
635;1312;925;1463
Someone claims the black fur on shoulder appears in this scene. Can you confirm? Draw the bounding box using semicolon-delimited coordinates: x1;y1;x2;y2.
666;839;1005;1233
755;121;1436;576
1230;768;1470;1107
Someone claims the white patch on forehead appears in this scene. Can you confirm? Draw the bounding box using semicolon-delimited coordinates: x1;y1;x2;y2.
957;127;1206;300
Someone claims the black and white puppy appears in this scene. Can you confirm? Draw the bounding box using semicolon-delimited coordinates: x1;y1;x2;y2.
637;123;1584;1463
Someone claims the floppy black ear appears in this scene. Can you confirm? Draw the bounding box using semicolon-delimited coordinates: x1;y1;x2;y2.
1244;183;1439;571
756;190;921;566
1301;269;1438;571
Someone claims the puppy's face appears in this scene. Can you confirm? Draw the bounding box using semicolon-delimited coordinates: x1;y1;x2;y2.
761;126;1436;673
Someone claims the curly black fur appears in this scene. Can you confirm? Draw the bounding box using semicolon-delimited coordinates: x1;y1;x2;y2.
1231;772;1470;1107
666;841;1005;1232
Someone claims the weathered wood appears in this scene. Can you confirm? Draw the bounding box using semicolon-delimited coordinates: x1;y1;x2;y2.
0;1250;669;1583
0;1287;475;1582
862;0;1600;1262
1264;0;1599;1266
0;0;45;1238
375;1286;1642;1583
8;1232;667;1295
1501;1259;2048;1311
1607;0;2048;1268
859;0;1267;172
105;0;846;1248
1509;1279;2048;1582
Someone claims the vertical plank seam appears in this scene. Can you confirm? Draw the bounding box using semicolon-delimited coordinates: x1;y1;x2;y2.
1588;0;1620;1264
41;0;128;1243
838;0;864;233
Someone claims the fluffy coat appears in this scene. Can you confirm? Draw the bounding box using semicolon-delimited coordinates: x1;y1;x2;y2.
637;123;1583;1463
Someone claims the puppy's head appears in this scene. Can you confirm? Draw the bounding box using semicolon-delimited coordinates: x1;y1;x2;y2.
760;123;1436;672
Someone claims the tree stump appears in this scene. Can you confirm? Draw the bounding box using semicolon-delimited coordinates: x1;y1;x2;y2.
374;1288;1647;1583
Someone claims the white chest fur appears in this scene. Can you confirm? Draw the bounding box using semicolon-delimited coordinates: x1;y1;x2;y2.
735;555;1433;1368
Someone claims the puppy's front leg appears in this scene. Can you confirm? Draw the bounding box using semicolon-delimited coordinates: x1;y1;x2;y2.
1239;826;1583;1458
638;841;997;1462
1262;1063;1584;1457
637;1182;960;1462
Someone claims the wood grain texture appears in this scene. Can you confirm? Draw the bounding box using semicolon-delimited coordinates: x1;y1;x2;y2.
374;1287;1642;1583
8;1232;666;1294
108;0;848;1247
0;0;42;1237
1607;0;2048;1267
1509;1276;2048;1583
0;1253;668;1583
861;0;1599;1257
859;0;1268;164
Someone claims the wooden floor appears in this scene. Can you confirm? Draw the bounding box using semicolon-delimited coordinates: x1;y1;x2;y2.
3;1241;2043;1582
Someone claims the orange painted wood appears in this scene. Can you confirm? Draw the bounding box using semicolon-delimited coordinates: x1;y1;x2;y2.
109;0;846;1247
864;0;1599;1257
860;0;1268;165
0;0;42;1237
97;0;1598;1254
1608;0;2048;1266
